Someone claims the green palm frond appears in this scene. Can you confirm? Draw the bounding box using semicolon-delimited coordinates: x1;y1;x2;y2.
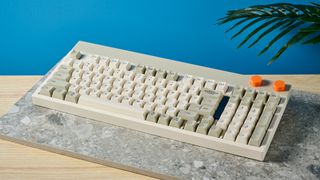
218;3;320;64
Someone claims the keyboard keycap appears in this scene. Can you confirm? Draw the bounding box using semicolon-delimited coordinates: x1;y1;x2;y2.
146;111;160;123
196;117;214;134
78;95;148;119
169;117;184;128
248;126;266;146
158;114;171;125
39;85;55;97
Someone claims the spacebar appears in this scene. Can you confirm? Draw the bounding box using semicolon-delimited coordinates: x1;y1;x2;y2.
78;95;147;119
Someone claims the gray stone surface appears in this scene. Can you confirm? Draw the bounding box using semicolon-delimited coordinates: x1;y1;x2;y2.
0;76;320;179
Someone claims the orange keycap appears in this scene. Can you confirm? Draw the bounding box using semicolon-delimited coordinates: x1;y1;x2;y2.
273;80;286;92
250;75;263;87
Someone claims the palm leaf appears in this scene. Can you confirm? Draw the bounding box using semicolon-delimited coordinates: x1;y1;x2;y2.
237;18;280;48
303;34;320;44
259;21;305;56
231;17;266;39
218;2;320;64
269;31;314;64
248;20;291;48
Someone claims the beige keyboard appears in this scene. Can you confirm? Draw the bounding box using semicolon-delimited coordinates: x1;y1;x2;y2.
32;41;291;161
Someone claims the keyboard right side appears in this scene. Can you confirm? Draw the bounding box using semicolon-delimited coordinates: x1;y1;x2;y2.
32;41;291;161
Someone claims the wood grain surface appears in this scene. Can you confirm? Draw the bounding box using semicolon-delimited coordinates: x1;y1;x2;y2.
0;75;319;179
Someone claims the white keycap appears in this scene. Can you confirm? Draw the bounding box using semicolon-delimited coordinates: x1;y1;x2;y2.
193;77;205;87
123;81;136;90
92;74;105;82
103;67;114;76
93;65;105;73
109;59;120;69
100;84;112;92
132;91;144;99
169;117;184;128
134;74;146;83
156;87;169;96
83;62;94;71
123;71;135;80
144;102;156;111
113;69;125;78
121;96;134;105
178;93;191;102
102;77;115;85
52;88;67;100
166;71;178;81
68;84;81;93
166;107;179;116
165;99;178;107
167;90;180;99
78;95;147;119
167;80;178;90
157;114;171;125
121;89;134;97
110;94;123;103
143;94;155;102
73;61;84;69
144;85;158;94
146;111;160;123
189;95;202;104
232;86;244;97
188;85;200;95
111;86;122;94
145;67;156;76
65;91;80;103
188;103;201;112
119;61;131;70
177;101;189;110
90;81;102;89
236;130;251;144
80;79;91;87
39;85;55;97
134;83;147;92
155;104;168;114
69;77;81;85
248;126;266;146
133;99;145;108
204;80;216;90
223;129;238;141
178;110;199;121
145;76;157;85
181;74;194;85
196;118;214;134
113;79;126;88
155;78;167;87
72;69;84;78
134;64;146;74
69;50;82;60
89;89;102;98
154;96;166;104
215;81;228;93
177;83;189;93
208;126;223;137
100;56;110;66
155;69;167;78
89;55;100;64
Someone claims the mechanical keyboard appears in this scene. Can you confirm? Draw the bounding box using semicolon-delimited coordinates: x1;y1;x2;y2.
32;41;291;161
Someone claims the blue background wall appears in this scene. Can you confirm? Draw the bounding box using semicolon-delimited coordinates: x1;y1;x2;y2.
0;0;319;75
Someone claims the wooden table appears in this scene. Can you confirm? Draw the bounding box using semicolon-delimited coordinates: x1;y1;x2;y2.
0;75;319;179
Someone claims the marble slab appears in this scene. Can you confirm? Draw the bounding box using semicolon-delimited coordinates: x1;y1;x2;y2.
0;76;319;179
